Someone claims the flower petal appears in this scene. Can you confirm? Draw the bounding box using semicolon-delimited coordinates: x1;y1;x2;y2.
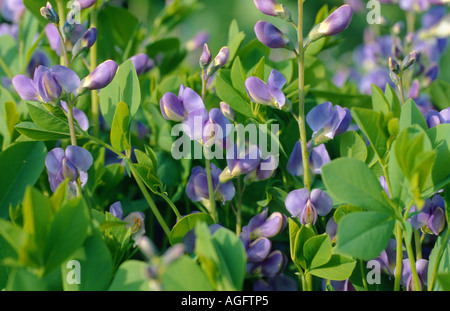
285;188;310;218
310;188;333;216
12;75;40;101
65;145;93;172
245;76;273;105
45;148;65;175
50;65;81;93
306;102;334;133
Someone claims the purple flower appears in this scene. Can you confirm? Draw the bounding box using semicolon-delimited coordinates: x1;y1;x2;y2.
12;65;80;103
306;102;352;144
409;195;446;235
40;2;59;24
220;143;262;181
60;101;89;132
0;23;18;39
247;250;288;278
206;46;230;78
375;239;398;277
307;5;353;43
245;69;287;110
185;163;235;206
358;69;393;95
254;21;294;50
186;31;209;51
287;141;331;177
253;274;297;291
285;188;333;225
425;108;450;128
200;43;212;68
253;0;291;20
77;0;97;9
109;201;146;246
200;108;232;148
219;102;236;122
247;208;287;240
422;6;446;29
71;27;97;60
399;0;430;12
78;60;118;93
245;236;272;263
159;85;205;122
408;79;420;100
399;259;428;291
329;279;356;291
45;145;93;193
26;51;51;78
245;155;278;183
326;217;338;244
130;53;155;75
1;0;25;22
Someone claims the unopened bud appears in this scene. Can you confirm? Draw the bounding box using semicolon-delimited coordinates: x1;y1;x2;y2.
401;51;418;71
388;57;401;74
200;43;212;69
40;2;59;24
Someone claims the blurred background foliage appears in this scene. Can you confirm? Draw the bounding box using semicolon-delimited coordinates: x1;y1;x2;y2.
126;0;450;83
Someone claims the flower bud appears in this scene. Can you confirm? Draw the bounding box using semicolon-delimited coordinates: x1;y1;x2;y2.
206;46;230;79
307;5;353;43
40;2;59;24
71;27;97;60
200;43;212;69
130;53;154;75
78;60;118;93
388;57;401;74
424;63;439;86
401;51;419;71
254;21;295;51
254;0;292;21
78;0;97;9
219;102;236;122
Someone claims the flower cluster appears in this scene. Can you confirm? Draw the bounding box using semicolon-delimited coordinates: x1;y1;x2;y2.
239;208;296;291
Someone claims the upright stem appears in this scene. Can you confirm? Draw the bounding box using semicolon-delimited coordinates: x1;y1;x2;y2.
128;159;171;238
398;75;406;105
56;0;69;67
403;227;422;291
297;0;311;191
394;222;403;291
236;177;244;236
414;230;422;260
90;8;100;137
67;102;78;146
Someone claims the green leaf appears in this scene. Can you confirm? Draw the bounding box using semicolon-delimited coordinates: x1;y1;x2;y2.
15;122;73;141
339;131;368;162
0;234;18;288
427;227;450;291
99;60;141;128
61;235;114;291
336;211;395;261
399;99;428;132
288;218;300;263
437;273;450;291
27;103;71;134
169;213;214;245
108;260;151;291
0;142;47;218
384;84;401;118
303;234;332;270
371;84;390;115
351;107;388;162
6;268;47;291
294;225;316;269
43;197;90;274
226;19;245;65
110;102;131;152
309;254;357;281
22;187;52;253
230;56;247;96
333;205;363;224
322;158;394;214
429;80;450;111
161;255;214;291
252;57;265;80
214;70;253;118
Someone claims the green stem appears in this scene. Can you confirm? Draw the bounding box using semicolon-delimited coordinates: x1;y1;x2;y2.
56;0;69;67
403;223;422;291
398;75;406;105
296;0;311;191
127;159;171;238
205;155;218;223
394;221;403;291
414;230;422;260
90;7;100;137
360;259;369;291
0;54;14;79
67;101;78;146
161;193;182;220
236;177;244;236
